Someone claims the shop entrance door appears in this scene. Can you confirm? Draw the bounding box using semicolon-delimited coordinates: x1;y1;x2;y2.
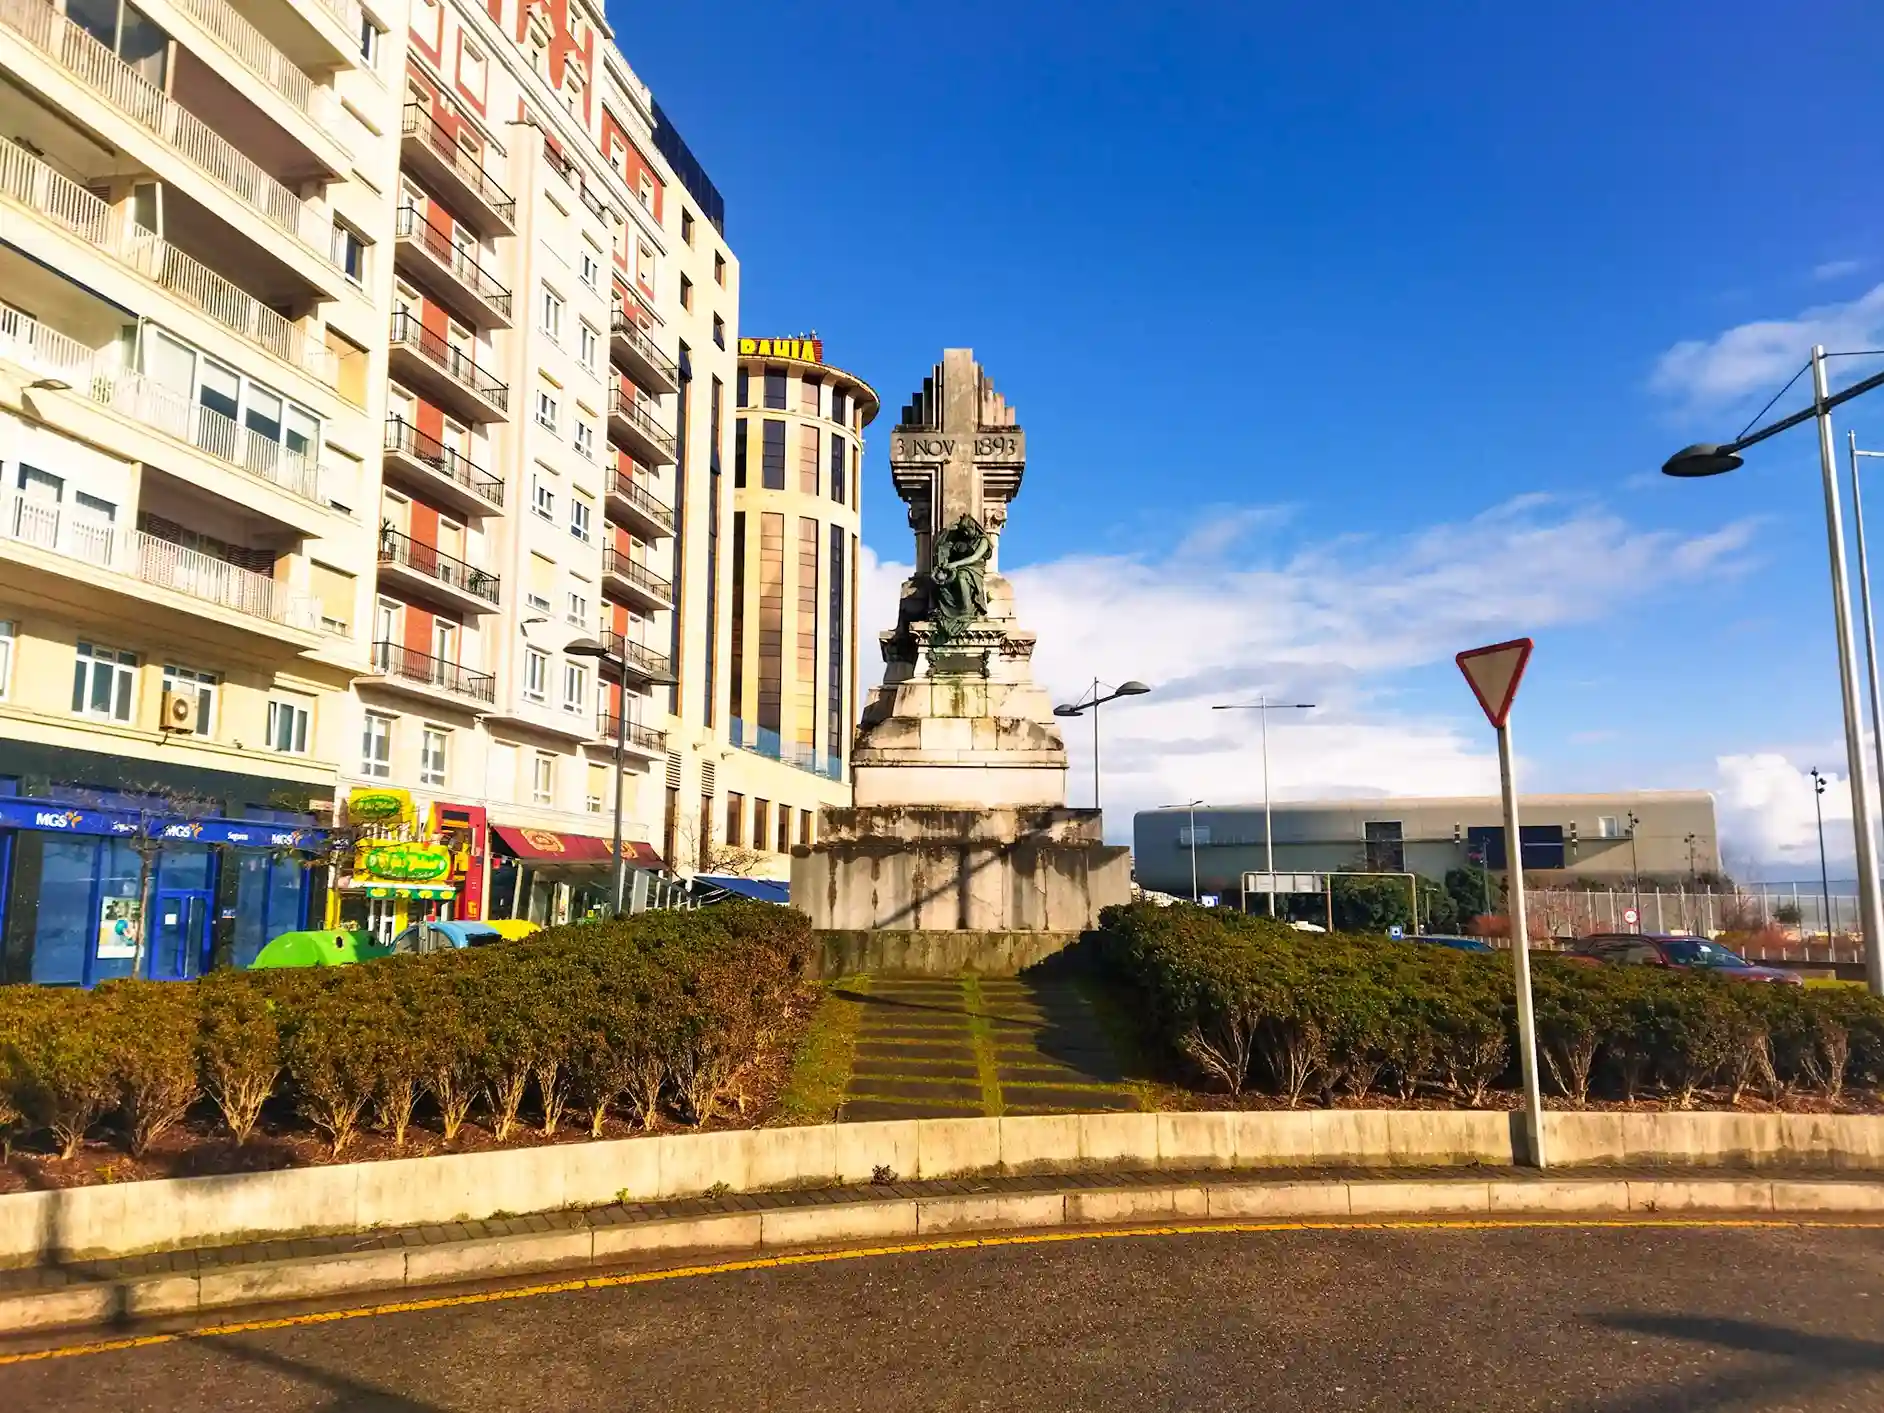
151;890;212;980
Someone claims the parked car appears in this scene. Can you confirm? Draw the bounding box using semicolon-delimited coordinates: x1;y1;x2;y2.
1564;933;1803;984
249;929;392;969
1412;934;1496;953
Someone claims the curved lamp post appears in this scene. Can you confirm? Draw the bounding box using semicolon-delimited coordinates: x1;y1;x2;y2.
566;635;676;917
1663;345;1884;995
1052;679;1150;810
1212;697;1317;916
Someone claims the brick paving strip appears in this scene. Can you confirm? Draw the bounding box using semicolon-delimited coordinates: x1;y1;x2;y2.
5;1162;1884;1336
838;974;1141;1122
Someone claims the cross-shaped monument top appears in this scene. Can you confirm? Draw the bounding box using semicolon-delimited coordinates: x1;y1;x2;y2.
888;348;1027;542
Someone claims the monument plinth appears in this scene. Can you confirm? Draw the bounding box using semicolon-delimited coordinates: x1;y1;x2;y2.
792;349;1131;936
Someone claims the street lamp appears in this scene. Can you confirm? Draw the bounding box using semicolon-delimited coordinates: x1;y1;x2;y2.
566;635;677;917
1812;768;1832;940
1626;811;1641;926
1663;345;1884;994
1212;697;1316;916
1052;678;1151;810
1162;799;1205;902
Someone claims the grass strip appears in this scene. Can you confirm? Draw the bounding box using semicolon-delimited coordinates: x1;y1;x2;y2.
775;976;871;1125
959;974;1007;1117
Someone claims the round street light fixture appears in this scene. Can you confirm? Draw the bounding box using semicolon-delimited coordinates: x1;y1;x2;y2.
1661;443;1745;478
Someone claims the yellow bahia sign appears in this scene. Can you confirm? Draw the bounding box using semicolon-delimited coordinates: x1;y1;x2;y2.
738;336;823;363
356;840;454;883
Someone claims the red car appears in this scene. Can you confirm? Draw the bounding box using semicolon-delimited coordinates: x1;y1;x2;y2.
1564;932;1803;984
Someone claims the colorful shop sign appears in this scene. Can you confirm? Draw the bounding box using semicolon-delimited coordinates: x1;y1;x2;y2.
738;336;822;363
346;787;414;824
432;802;488;920
356;840;454;883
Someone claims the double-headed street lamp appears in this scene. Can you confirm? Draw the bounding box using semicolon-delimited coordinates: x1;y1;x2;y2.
1211;697;1316;916
1663;344;1884;995
566;635;676;917
1052;679;1151;810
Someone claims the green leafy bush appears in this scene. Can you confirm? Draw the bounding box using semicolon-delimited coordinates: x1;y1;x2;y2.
197;972;280;1144
100;981;200;1156
1098;902;1884;1108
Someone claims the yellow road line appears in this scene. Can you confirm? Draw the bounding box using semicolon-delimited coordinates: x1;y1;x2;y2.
5;1215;1881;1368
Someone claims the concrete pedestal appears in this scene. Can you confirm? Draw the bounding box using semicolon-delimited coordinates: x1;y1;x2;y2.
791;806;1132;933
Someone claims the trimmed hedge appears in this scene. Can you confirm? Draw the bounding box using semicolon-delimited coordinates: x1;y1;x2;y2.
1098;902;1884;1107
0;902;810;1160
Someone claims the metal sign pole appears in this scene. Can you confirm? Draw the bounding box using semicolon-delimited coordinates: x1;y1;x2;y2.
1497;720;1547;1169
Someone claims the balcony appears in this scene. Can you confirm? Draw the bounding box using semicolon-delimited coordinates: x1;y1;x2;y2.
366;640;495;706
376;526;500;615
607;384;676;467
601;545;674;611
382;417;504;518
729;716;844;783
598;629;675;688
387;311;509;424
1;490;320;638
594;712;668;758
0;318;330;511
166;0;347;164
0;0;334;269
609;302;679;395
393;205;512;330
0;136;335;388
605;466;675;539
399;104;516;238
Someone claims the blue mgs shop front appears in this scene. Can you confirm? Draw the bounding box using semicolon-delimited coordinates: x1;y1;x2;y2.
0;799;323;986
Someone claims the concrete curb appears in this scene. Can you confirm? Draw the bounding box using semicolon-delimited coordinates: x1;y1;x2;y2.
5;1174;1882;1336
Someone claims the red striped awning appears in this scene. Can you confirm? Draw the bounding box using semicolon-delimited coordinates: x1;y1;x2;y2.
491;826;662;867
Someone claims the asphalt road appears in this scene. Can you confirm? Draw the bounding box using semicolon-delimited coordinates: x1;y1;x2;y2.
7;1221;1884;1411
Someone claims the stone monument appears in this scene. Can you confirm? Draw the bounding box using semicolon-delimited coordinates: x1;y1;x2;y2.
791;349;1132;941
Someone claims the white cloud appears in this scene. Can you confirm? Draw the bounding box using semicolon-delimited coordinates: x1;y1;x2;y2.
1650;283;1884;404
860;497;1758;841
1814;259;1864;282
1715;751;1855;876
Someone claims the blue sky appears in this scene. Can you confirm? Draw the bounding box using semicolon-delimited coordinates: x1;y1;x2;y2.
619;1;1884;874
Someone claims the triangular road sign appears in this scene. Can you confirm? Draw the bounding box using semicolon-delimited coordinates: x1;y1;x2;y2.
1457;638;1533;729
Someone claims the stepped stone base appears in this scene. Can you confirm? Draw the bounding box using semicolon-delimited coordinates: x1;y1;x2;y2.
791;806;1131;933
808;929;1085;979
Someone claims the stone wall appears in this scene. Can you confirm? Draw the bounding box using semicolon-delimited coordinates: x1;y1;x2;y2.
808;929;1085;978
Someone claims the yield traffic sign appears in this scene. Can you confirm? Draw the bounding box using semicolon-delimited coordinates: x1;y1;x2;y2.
1456;638;1534;729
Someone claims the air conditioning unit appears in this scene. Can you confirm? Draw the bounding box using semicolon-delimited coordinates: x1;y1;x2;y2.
160;689;199;733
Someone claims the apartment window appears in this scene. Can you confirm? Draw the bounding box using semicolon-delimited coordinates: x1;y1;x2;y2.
586;764;605;815
523;647;548;702
679;275;693;313
563;68;583;116
266;697;310;754
569;496;592;542
761;420;786;489
532;753;554;806
160;664;216;736
798;425;819;494
712;314;725;349
579;250;601;291
573;421;595;461
532;476;555;520
831;388;848;426
535;390;559;433
458;40;486;101
638;172;654;210
361;714;392;778
579;322;599;371
713;252;726;287
420;726;448;787
763;367;787;409
540;286;564;343
1598;815;1622;840
799;376;821;416
681;209;695;246
734;417;748;486
0;619;14;699
725;792;744;847
331;221;366;285
357;16;379;66
774;806;790;855
736;367;748;408
636;241;655;286
562;661;588;713
753;799;771;852
525;592;551;614
71;642;137;722
830;433;846;504
566;590;588;626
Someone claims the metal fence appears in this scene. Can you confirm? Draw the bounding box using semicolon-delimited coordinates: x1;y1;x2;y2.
1526;887;1863;941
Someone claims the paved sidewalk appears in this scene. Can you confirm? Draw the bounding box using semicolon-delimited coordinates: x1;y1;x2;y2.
6;1161;1880;1302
